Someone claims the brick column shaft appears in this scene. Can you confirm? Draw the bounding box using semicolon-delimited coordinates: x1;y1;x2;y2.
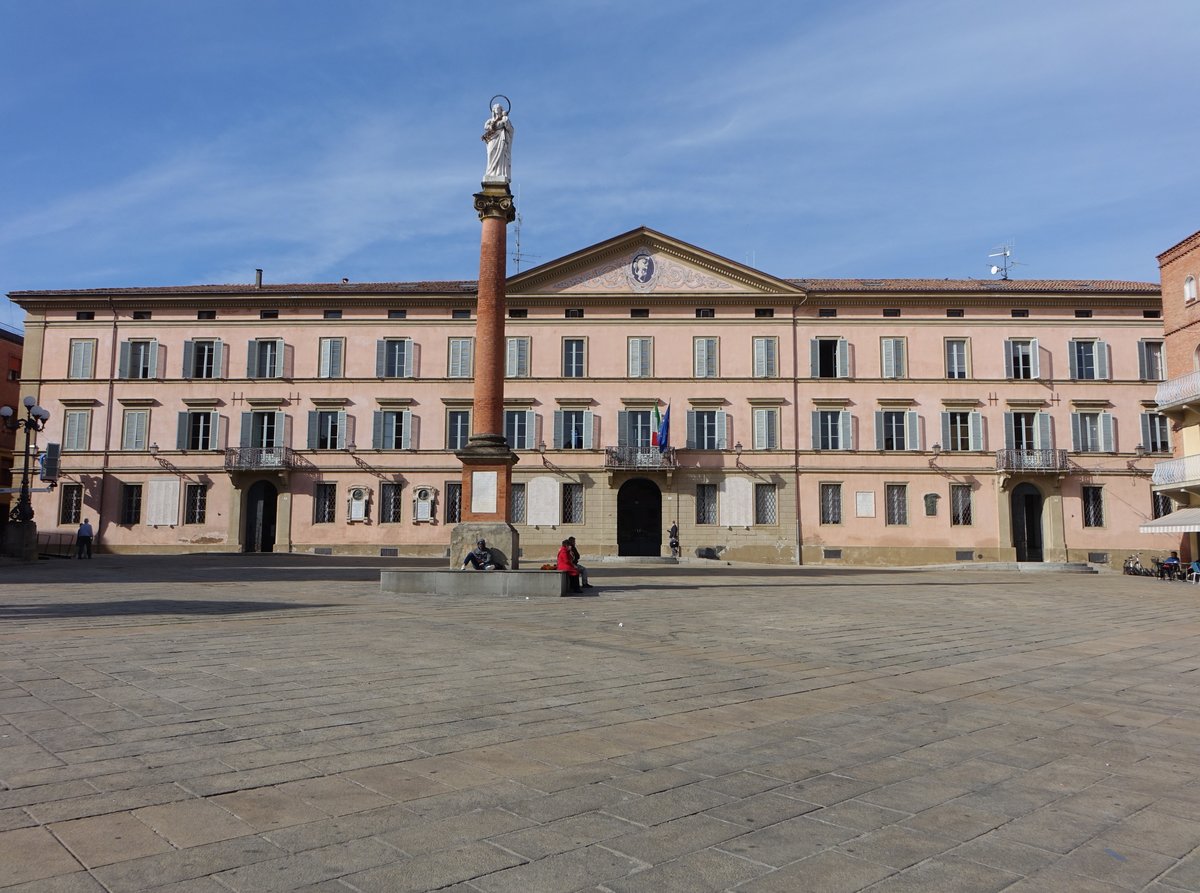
473;213;507;437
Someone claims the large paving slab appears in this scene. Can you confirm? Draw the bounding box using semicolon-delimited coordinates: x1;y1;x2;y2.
2;554;1200;891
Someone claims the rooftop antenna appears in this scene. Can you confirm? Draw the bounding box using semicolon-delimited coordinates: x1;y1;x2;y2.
510;185;539;272
988;242;1017;280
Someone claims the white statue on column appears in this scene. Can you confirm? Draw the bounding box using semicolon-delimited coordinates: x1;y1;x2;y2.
482;102;513;185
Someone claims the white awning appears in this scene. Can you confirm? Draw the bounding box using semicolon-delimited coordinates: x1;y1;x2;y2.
1140;507;1200;534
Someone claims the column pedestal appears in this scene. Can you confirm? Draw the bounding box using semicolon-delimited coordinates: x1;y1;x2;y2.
2;520;38;561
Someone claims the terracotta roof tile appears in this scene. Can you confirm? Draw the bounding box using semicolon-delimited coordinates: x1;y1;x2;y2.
787;278;1158;294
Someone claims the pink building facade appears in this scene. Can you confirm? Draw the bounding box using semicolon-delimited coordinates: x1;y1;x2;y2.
9;229;1175;566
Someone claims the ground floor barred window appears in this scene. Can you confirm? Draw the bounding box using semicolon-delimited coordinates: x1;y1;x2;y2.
380;483;403;523
510;482;527;524
885;483;907;526
1152;491;1173;520
444;482;462;524
754;483;777;524
819;483;841;524
313;483;336;524
562;483;584;524
120;484;142;525
1082;486;1104;527
696;484;718;525
950;484;972;526
184;484;207;524
59;483;83;525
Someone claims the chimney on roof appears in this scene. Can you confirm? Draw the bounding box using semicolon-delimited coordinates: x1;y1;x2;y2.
255;268;263;289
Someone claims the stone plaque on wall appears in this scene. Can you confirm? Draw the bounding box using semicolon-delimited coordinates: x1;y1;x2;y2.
855;491;876;518
471;471;498;514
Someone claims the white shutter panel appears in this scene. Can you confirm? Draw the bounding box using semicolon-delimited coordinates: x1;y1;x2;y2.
810;411;822;451
210;412;222;449
523;410;536;449
1137;341;1150;380
754;409;768;450
837;339;850;377
402;339;414;377
176;412;189;450
754;339;767;378
940;412;951;450
582;411;594;450
1004;342;1014;379
401;410;413;449
840;411;853;450
148;342;160;378
118;341;131;378
213;340;225;379
617;410;630;448
686;410;697;449
553;410;564;449
336;411;347;450
1140;413;1152;453
1036;412;1052;450
629;339;642;377
874;411;885;451
1096;341;1109;380
905;411;920;451
1004;413;1015;450
1030;339;1040;378
694;339;707;377
1100;412;1114;452
968;412;983;451
810;339;820;377
882;339;896;378
1071;414;1082;451
715;410;728;450
1068;342;1079;379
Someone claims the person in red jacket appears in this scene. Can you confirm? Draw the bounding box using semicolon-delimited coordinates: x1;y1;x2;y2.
557;539;582;592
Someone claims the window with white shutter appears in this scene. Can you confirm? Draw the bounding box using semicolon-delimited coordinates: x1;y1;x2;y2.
68;340;96;379
753;337;778;378
121;410;149;451
752;408;778;450
628;337;652;378
693;337;718;378
506;337;530;378
63;410;91;451
319;338;344;378
881;338;906;379
448;339;473;378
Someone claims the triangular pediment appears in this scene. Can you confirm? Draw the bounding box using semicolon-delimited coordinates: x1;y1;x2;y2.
508;227;803;297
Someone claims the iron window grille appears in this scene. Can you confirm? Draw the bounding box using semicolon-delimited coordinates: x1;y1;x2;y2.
59;484;83;525
1082;486;1104;527
120;484;142;525
885;484;908;526
511;482;527;524
819;483;842;524
696;484;718;525
184;484;207;524
950;484;972;526
313;483;337;524
380;483;403;523
444;482;462;523
562;483;584;524
754;483;778;525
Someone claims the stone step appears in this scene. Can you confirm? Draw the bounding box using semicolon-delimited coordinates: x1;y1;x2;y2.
1016;562;1098;574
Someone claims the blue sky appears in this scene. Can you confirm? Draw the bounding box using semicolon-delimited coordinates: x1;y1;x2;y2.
2;0;1198;333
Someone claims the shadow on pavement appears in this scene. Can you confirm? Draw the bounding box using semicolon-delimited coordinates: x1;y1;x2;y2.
0;599;337;619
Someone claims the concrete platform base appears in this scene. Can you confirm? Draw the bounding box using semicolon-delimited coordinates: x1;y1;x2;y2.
381;569;590;598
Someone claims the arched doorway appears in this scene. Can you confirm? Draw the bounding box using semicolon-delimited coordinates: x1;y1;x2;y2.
1011;482;1043;562
617;478;662;556
244;480;278;553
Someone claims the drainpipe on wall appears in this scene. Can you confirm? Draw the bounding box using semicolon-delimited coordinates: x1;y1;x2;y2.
98;298;119;531
791;292;807;565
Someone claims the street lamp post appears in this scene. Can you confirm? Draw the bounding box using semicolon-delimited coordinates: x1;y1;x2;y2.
1;396;51;559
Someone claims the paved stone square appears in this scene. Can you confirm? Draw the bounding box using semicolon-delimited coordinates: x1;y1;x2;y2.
2;556;1200;891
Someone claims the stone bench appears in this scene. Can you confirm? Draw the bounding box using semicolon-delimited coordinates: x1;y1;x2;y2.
380;569;585;598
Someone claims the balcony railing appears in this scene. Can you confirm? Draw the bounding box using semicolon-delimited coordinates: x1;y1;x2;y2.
995;449;1071;473
1156;370;1200;410
604;446;677;470
225;447;296;471
1152;455;1200;488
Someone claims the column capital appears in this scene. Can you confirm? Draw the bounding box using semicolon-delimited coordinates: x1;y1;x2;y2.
474;185;516;223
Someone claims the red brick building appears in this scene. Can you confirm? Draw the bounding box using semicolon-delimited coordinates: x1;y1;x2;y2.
1148;230;1200;554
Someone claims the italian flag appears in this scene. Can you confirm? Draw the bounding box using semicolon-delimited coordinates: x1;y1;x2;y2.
652;403;670;451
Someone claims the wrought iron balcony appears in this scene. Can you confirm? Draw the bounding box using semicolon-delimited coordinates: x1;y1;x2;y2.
224;447;296;471
604;446;677;470
1152;455;1200;489
995;449;1071;473
1156;370;1200;411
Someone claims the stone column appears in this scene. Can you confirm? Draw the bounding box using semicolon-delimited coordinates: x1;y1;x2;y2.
451;183;520;569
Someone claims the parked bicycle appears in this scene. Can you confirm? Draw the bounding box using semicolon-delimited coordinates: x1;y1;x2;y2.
1123;553;1155;576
